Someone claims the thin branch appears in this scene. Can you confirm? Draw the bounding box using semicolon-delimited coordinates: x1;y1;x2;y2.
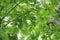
2;2;21;20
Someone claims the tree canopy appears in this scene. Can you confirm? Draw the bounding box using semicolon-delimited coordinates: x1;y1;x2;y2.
0;0;60;40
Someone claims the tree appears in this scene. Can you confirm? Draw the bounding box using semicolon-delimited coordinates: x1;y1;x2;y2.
0;0;60;40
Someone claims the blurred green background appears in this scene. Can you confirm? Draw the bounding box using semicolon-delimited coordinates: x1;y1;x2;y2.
0;0;60;40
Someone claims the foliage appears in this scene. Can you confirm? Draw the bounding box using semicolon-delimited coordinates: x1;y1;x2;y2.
0;0;60;40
